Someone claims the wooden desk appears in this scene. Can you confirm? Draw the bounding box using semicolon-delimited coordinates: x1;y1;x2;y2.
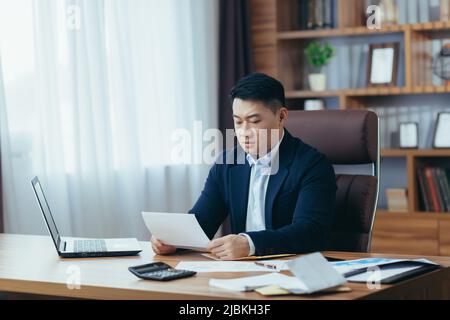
0;234;449;300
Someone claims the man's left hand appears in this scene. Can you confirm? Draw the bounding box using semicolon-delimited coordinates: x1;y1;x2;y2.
207;234;250;260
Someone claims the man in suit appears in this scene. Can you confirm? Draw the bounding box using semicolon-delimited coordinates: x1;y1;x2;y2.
151;73;337;260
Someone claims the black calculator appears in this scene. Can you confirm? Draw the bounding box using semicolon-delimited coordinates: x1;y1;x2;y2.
128;262;196;281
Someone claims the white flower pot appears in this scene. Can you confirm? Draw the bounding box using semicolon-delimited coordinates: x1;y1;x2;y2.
308;73;327;92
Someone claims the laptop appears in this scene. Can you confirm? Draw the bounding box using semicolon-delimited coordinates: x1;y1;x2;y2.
31;176;142;258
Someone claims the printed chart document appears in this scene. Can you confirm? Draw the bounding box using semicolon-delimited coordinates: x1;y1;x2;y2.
142;212;210;251
331;257;439;284
209;253;346;294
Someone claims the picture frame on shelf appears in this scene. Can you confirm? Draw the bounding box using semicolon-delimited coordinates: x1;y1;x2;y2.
367;42;399;87
432;112;450;148
399;122;419;149
304;99;325;111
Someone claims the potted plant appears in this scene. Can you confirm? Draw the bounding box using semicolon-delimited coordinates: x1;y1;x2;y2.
305;42;335;91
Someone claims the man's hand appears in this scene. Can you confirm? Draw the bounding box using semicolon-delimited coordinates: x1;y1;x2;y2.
207;234;250;260
150;236;177;255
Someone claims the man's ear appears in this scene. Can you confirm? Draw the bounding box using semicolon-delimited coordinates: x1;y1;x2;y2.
279;108;288;124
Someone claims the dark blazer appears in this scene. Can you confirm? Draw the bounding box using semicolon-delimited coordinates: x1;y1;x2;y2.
189;129;337;255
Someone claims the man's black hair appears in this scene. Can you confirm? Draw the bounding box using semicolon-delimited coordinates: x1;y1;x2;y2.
230;73;286;113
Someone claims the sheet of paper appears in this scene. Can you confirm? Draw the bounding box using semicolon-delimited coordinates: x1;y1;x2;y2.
142;212;210;251
256;285;352;296
209;273;307;292
176;261;289;273
255;285;291;296
208;253;346;295
286;252;346;294
202;253;295;261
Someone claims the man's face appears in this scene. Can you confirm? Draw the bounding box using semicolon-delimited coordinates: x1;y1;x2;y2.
232;98;287;157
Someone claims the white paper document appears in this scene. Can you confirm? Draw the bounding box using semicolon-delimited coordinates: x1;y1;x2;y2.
285;252;347;294
176;261;289;273
209;273;307;292
142;212;210;251
209;253;346;294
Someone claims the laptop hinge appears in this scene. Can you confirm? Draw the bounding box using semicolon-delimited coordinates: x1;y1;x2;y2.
59;240;66;253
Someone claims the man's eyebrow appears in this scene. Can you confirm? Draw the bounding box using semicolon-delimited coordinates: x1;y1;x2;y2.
233;113;261;119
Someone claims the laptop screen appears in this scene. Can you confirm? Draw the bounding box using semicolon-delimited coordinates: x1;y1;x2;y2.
31;177;61;251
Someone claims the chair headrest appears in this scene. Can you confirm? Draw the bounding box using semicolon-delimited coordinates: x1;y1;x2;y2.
285;110;379;165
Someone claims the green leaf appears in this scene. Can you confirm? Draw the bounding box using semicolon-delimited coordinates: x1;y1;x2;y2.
304;41;336;69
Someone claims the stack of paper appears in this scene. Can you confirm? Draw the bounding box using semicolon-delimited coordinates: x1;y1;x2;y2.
386;189;408;212
208;252;347;295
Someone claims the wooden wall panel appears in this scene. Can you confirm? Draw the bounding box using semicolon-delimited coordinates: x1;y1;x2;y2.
439;221;450;256
250;0;278;77
371;216;439;255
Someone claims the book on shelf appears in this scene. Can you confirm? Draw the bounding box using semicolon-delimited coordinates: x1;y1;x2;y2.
430;0;441;21
408;0;418;24
298;0;309;30
441;0;450;21
418;0;430;23
323;0;334;28
417;166;450;213
386;188;408;212
307;0;319;29
437;168;450;212
304;0;335;30
417;168;432;212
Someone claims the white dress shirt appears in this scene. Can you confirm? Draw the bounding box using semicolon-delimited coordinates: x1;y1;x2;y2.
240;131;285;256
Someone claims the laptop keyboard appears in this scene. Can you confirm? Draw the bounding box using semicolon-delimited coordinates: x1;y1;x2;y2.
74;239;107;253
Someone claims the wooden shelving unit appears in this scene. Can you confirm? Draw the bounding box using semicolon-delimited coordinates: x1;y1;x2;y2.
381;148;450;213
277;21;450;40
286;86;450;99
249;0;450;255
382;149;450;157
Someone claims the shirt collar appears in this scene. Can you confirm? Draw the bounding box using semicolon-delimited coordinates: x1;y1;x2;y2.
246;130;285;167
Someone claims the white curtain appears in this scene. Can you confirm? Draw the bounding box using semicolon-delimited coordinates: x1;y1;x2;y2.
0;0;218;240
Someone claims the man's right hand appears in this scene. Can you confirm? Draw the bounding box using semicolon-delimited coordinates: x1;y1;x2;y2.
150;236;177;255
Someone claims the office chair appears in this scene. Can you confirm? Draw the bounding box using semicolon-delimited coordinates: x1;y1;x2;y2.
285;110;380;253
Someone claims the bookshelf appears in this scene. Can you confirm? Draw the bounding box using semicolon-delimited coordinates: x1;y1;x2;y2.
249;0;450;255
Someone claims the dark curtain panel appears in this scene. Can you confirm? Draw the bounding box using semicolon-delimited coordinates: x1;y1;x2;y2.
218;0;253;133
0;173;3;232
0;168;2;233
218;0;253;236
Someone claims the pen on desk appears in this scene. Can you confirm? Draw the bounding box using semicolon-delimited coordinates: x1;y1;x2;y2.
254;261;278;270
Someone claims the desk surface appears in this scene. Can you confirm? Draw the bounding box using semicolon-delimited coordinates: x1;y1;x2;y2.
1;233;450;300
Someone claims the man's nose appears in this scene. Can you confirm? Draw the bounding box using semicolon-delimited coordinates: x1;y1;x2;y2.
240;122;252;132
244;125;258;136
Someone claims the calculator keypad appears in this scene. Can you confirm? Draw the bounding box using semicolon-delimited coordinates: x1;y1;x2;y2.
142;269;195;280
129;263;196;281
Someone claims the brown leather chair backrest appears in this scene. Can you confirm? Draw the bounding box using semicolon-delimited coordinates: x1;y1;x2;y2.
286;110;379;252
